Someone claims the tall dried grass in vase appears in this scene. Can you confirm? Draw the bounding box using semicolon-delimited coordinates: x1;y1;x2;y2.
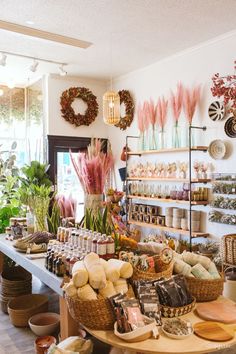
142;101;150;150
170;82;183;148
70;139;114;212
156;96;168;149
147;98;157;150
137;103;145;151
183;85;201;147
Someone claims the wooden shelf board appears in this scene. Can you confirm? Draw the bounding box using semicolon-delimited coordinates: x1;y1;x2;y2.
128;220;209;238
127;177;211;183
127;195;208;205
127;146;208;155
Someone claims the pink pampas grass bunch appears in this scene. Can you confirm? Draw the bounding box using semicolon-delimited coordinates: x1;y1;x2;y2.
156;96;168;131
70;138;114;195
183;85;201;124
170;82;183;125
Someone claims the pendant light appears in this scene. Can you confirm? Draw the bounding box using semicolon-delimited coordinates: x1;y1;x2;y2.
103;35;120;125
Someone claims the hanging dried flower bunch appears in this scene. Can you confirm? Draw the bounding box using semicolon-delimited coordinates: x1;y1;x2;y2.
60;87;99;127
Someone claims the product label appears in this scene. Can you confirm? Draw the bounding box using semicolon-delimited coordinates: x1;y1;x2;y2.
97;242;106;256
107;242;115;255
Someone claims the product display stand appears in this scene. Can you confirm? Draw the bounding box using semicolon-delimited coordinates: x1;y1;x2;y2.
125;127;209;250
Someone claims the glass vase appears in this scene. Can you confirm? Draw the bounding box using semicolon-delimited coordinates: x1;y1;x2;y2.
138;132;145;151
33;197;49;232
172;123;181;148
84;193;103;214
158;129;166;149
149;127;158;150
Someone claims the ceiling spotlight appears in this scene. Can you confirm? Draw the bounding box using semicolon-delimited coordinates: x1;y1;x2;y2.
30;60;39;72
59;64;67;76
0;53;7;66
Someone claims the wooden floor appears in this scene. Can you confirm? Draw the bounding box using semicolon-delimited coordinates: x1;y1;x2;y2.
0;277;235;354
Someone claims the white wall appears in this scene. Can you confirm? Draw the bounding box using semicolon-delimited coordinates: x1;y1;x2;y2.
109;31;236;241
47;74;108;139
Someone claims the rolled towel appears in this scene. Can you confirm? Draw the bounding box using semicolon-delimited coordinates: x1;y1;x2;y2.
208;262;221;279
108;259;133;279
191;263;213;280
99;280;117;298
63;281;77;298
182;251;211;269
113;278;128;294
100;258;120;282
72;261;89;288
84;252;107;289
174;258;192;277
77;284;97;300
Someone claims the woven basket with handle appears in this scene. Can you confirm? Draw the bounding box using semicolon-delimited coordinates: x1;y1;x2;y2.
132;261;173;281
185;275;224;302
65;285;135;330
221;234;236;265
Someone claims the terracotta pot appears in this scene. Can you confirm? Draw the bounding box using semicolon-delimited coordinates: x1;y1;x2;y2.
34;336;56;354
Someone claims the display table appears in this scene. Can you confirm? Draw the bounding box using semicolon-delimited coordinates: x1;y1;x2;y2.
85;296;236;354
0;235;78;339
1;235;236;353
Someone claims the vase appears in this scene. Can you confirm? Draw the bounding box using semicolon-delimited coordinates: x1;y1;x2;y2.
172;123;181;148
148;127;158;150
158;129;166;149
84;194;103;214
138;132;145;151
26;211;35;234
34;214;48;232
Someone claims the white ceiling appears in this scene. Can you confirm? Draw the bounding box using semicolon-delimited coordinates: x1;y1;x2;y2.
0;0;236;86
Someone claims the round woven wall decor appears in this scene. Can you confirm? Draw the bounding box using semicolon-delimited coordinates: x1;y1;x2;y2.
115;90;134;130
60;87;99;127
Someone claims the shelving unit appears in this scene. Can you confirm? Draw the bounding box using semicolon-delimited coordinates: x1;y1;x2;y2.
128;220;209;238
125;126;209;250
127;195;208;206
127;177;211;183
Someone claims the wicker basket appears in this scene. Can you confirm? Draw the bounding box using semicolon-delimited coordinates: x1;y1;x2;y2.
65;285;135;330
221;234;236;265
161;297;196;318
8;294;48;327
0;266;32;314
185;275;224;302
132;261;173;281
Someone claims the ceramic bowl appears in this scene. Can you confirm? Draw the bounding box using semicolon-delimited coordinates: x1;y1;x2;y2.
29;312;60;336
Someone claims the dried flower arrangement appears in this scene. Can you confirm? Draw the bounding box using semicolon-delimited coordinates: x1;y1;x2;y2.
183;85;201;124
156;96;168;131
70;138;114;194
170;82;183;126
211;61;236;111
115;90;134;130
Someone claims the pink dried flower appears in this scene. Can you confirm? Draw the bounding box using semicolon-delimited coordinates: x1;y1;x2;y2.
170;82;183;124
183;85;201;124
137;103;144;133
155;96;168;130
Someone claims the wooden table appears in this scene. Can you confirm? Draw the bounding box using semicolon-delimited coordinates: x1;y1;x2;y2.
84;300;236;354
0;235;78;340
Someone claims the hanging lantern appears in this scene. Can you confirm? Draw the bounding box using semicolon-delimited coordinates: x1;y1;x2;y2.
103;90;120;125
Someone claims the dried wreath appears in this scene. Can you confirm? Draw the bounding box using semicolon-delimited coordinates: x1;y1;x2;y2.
115;90;134;130
60;87;98;127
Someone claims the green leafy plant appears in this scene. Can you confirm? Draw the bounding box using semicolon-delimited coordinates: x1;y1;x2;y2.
81;207;113;235
20;161;52;187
